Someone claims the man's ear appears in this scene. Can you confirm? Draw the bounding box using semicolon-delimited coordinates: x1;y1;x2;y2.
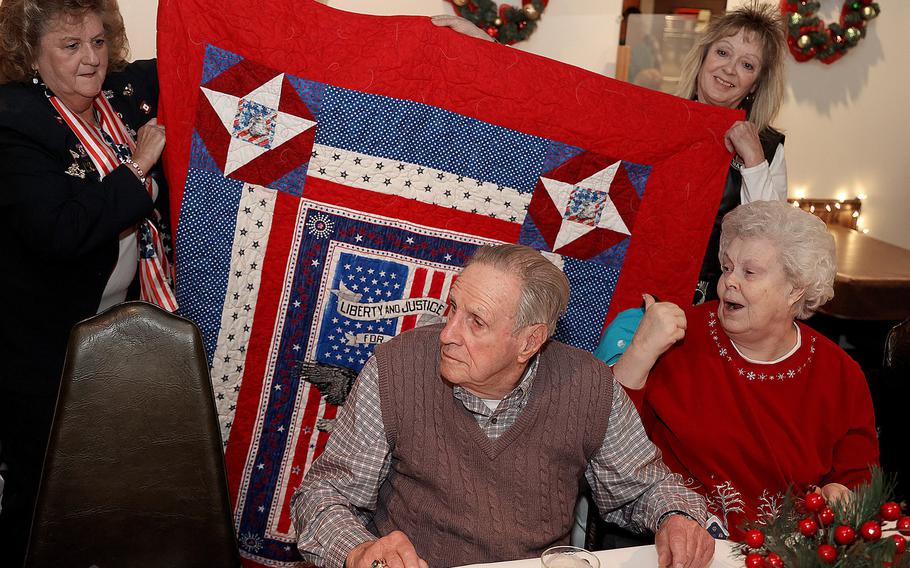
517;323;548;363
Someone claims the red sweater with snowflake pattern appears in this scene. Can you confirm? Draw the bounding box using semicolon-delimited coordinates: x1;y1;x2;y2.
624;301;879;540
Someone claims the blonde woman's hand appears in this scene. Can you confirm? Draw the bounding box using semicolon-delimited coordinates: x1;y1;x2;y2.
724;120;764;168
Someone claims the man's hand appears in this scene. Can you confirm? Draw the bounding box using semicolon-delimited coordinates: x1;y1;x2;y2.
654;515;714;568
346;531;428;568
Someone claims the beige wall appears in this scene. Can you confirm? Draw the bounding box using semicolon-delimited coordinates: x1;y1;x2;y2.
123;0;909;249
119;1;156;60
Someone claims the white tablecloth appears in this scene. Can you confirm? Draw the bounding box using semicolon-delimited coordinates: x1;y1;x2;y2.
455;539;740;568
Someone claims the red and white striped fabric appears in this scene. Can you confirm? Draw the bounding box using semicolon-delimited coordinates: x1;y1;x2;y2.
49;94;178;312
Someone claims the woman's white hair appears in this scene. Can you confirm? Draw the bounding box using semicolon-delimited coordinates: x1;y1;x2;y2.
465;244;569;338
719;201;836;319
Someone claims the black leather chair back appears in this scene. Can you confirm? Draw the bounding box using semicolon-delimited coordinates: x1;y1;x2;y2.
26;302;240;567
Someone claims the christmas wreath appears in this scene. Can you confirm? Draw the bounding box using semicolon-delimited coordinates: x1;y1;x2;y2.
734;468;909;567
781;0;881;64
445;0;549;44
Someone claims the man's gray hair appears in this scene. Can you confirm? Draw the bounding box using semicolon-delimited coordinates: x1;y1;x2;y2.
464;244;569;338
719;201;835;320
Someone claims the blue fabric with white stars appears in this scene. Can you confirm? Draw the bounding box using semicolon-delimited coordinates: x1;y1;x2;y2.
315;85;559;194
175;167;243;365
556;258;620;352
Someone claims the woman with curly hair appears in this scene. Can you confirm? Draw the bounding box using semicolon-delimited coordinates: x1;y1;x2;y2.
0;1;168;563
612;201;879;540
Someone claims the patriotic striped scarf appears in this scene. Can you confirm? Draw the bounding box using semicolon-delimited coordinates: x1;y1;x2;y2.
48;93;178;312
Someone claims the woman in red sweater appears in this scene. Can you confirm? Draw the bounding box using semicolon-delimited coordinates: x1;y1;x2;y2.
608;200;879;540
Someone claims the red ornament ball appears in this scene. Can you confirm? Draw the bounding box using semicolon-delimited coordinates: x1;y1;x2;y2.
860;520;882;541
799;518;819;537
891;534;907;555
880;502;902;521
745;553;764;568
745;529;765;549
485;25;499;38
819;507;835;526
766;552;784;568
805;492;826;512
834;525;856;545
818;544;837;564
897;516;910;536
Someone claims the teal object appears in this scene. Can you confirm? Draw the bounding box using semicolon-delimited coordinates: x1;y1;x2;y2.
594;307;645;365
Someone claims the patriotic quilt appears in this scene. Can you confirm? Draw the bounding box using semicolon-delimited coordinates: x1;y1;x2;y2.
157;1;740;565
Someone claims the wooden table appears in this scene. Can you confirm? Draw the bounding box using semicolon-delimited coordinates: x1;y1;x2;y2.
819;225;910;321
456;539;739;568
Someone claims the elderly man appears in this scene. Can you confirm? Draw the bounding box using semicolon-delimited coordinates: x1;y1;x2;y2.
291;244;714;568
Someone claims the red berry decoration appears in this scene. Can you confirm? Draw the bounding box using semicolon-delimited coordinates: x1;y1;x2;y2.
766;552;784;568
745;529;765;549
799;517;819;536
817;544;837;564
818;507;835;526
880;501;902;521
805;492;826;512
745;553;764;568
898;516;910;536
860;520;882;541
892;534;907;555
834;525;856;545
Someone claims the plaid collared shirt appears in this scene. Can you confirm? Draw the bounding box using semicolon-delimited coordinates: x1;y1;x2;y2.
291;355;705;568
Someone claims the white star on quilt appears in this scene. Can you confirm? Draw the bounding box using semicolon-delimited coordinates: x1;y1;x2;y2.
540;160;630;250
201;73;316;175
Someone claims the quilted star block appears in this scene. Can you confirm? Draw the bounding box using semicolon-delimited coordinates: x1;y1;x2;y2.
520;151;643;265
195;59;318;189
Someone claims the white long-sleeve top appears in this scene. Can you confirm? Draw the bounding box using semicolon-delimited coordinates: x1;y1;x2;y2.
739;142;787;203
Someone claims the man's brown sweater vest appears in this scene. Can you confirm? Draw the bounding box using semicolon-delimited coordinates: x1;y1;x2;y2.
371;324;613;567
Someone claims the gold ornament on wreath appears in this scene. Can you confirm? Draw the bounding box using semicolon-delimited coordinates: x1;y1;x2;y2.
781;0;881;64
445;0;549;44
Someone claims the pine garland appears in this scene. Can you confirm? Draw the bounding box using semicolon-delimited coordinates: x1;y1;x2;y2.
781;0;881;64
734;467;910;567
445;0;549;45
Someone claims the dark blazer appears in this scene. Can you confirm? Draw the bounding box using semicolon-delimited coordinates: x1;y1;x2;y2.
0;59;165;395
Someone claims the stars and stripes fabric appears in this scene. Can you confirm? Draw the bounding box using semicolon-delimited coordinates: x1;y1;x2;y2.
158;1;740;565
48;93;178;312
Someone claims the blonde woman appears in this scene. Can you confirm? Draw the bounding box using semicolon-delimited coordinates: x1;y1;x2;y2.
676;2;790;302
